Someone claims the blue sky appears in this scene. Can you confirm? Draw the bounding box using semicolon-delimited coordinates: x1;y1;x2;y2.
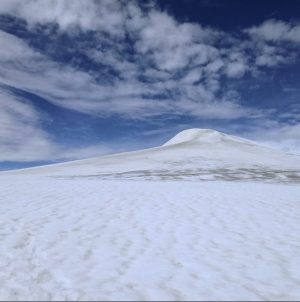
0;0;299;169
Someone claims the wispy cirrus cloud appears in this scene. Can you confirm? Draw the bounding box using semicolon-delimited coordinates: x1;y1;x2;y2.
0;90;55;161
0;89;118;161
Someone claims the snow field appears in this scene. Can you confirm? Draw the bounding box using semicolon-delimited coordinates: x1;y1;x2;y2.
0;176;300;300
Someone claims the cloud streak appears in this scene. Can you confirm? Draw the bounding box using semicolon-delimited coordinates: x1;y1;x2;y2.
0;90;55;161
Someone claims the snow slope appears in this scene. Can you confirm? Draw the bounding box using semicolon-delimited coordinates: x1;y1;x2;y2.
1;129;300;300
5;128;300;182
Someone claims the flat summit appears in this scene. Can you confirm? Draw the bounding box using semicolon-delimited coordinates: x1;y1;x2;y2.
163;128;250;146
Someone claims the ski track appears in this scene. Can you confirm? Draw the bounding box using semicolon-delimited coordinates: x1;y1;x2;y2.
0;176;300;300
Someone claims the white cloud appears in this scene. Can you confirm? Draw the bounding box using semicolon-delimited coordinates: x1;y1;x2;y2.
205;59;224;74
0;0;126;36
245;19;300;43
180;69;203;84
255;53;285;67
225;61;248;78
0;28;254;120
135;10;220;72
243;20;300;70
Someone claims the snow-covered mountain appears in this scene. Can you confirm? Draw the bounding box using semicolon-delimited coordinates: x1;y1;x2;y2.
7;128;300;183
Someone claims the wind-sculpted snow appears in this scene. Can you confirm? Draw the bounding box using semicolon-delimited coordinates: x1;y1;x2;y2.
0;176;300;300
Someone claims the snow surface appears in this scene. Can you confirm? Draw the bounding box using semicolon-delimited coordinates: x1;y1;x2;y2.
1;129;300;300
